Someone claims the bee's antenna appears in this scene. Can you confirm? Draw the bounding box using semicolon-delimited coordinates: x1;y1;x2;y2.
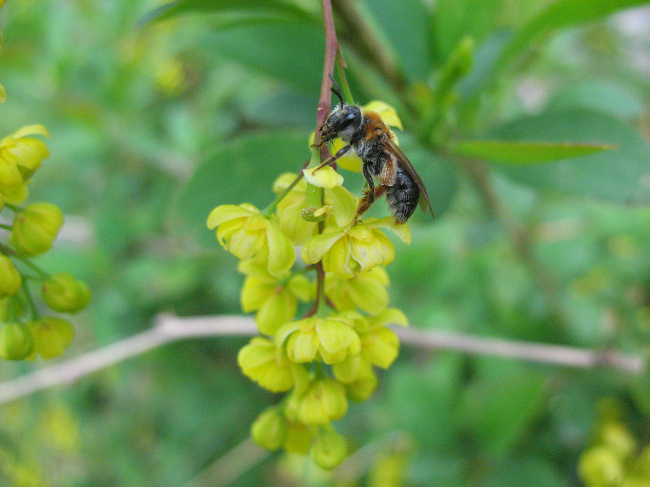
329;74;345;105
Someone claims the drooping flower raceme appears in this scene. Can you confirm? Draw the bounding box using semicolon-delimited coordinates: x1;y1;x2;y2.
207;101;411;469
0;126;90;361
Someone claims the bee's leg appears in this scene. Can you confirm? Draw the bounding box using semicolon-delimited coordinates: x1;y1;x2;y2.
312;144;351;172
355;185;387;223
362;164;375;203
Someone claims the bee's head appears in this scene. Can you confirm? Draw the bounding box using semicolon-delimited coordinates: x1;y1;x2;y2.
319;75;363;144
320;103;363;143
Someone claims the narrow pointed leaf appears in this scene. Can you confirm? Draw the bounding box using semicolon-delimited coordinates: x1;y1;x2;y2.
449;139;615;165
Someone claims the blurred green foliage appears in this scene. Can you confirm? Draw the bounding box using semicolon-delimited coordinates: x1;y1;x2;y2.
1;0;650;485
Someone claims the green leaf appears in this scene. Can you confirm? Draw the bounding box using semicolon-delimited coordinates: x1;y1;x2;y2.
175;131;310;247
431;0;502;63
461;360;547;458
546;80;644;121
360;0;431;80
449;139;614;165
484;458;565;487
499;0;649;70
490;110;650;203
470;0;649;101
205;21;323;94
140;0;315;25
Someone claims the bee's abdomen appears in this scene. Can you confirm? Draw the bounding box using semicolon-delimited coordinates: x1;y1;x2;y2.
386;166;420;223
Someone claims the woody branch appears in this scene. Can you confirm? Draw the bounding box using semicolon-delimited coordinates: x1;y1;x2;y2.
0;313;643;405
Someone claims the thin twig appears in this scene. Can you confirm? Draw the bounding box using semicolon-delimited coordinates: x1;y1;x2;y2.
0;314;643;405
184;437;269;487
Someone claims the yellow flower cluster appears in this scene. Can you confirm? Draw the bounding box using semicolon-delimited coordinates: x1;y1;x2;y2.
207;113;412;468
579;399;650;487
0;127;91;361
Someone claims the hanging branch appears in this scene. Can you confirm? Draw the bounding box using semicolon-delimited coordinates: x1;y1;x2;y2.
0;313;643;405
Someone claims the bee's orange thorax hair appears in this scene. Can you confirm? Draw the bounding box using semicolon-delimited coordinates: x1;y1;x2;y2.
362;110;390;141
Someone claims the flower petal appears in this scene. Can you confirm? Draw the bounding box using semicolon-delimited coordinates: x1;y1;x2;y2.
229;226;266;260
326;186;357;227
301;230;345;265
12;124;50;140
331;139;362;173
322;237;355;279
348;276;388;315
303;165;344;189
349;237;384;272
287;274;314;302
207;204;257;229
256;291;297;336
287;329;320;363
361;327;399;369
266;220;295;277
365;216;411;244
316;319;353;355
240;276;275;312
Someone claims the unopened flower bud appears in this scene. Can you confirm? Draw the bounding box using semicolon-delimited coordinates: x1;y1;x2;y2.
41;272;91;313
0;322;34;360
344;373;378;402
251;406;288;451
0;255;21;297
30;316;75;359
578;446;624;486
283;421;316;454
297;377;348;425
310;426;348;469
11;202;63;256
238;337;296;392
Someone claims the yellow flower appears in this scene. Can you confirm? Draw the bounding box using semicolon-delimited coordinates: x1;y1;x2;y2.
344;373;378;402
283;420;317;454
29;317;75;359
207;203;295;277
11;202;64;256
238;260;313;335
310;425;348;469
251;406;288;451
237;336;301;392
286;376;348;425
332;309;406;384
301;217;411;279
41;272;92;313
325;266;389;315
273;173;318;245
3;183;28;205
0;322;34;360
0;125;50;192
272;173;358;245
303;165;344;189
0;255;21;298
276;313;361;365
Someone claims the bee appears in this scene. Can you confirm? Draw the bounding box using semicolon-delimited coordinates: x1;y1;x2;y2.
318;77;434;224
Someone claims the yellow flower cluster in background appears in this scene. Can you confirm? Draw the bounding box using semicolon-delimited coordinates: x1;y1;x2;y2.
0;125;91;361
579;399;650;487
207;108;411;469
0;24;91;362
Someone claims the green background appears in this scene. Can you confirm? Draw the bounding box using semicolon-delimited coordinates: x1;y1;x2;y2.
1;0;650;485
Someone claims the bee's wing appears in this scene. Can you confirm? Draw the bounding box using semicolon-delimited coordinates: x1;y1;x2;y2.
383;136;435;219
